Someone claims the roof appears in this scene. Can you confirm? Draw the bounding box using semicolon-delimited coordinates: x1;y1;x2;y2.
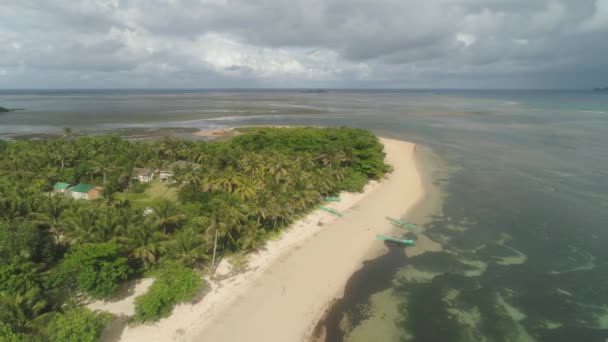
133;167;154;176
70;183;96;193
54;182;70;190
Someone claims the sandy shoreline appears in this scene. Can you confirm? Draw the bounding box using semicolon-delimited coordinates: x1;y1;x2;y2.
96;137;424;342
192;125;318;139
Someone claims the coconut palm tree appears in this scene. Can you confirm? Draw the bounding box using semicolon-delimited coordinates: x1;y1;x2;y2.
167;227;209;267
92;208;122;243
207;206;228;272
120;224;166;270
63;208;98;245
206;195;248;272
92;155;113;187
149;199;186;236
0;288;50;334
232;176;259;200
31;195;70;239
238;220;264;251
62;127;73;139
0;194;31;222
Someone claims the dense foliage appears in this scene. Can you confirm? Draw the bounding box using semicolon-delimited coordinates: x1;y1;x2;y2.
52;243;133;299
134;263;201;322
47;308;113;342
0;127;388;339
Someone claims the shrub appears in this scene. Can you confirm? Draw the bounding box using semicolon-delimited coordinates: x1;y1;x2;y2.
337;169;369;192
134;263;201;322
0;322;25;342
130;181;150;194
54;243;133;299
0;259;40;295
47;308;113;342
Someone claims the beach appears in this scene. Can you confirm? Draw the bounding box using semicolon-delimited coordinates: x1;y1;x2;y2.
96;137;424;342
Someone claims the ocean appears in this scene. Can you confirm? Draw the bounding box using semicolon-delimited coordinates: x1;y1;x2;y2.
1;89;607;341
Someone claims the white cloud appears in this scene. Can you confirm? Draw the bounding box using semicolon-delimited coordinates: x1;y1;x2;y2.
531;1;566;32
0;0;606;88
580;0;608;32
456;33;477;46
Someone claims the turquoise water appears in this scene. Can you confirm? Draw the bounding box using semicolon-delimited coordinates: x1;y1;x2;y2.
1;89;607;341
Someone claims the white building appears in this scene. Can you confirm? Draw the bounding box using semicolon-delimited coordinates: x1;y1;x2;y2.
133;168;154;183
159;170;174;182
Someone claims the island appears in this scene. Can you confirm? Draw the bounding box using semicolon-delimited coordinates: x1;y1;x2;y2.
0;126;425;342
302;89;329;94
593;87;608;91
0;106;10;112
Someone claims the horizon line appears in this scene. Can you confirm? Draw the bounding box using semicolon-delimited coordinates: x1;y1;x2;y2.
0;87;599;91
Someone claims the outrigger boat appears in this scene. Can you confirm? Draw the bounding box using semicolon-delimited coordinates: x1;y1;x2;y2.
376;234;415;246
385;216;417;229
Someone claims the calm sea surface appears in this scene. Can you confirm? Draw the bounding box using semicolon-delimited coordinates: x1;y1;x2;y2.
1;89;607;341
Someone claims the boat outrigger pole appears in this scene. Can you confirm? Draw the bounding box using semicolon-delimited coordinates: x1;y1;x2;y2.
319;205;343;216
323;197;341;202
385;216;417;229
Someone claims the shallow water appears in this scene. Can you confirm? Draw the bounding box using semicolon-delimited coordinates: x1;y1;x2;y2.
1;89;607;341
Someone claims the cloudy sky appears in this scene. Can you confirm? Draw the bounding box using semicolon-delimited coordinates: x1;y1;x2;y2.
1;0;607;89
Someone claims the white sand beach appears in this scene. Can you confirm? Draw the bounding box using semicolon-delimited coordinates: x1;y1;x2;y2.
96;137;424;342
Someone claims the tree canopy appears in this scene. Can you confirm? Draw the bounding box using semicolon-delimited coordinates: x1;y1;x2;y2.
0;126;388;339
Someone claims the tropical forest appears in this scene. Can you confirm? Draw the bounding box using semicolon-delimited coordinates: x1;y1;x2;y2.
0;127;388;341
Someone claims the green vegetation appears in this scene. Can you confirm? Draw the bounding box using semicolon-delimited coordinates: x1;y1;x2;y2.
0;106;10;113
116;180;177;204
134;263;201;322
0;126;388;339
338;169;369;192
53;243;133;299
47;308;113;342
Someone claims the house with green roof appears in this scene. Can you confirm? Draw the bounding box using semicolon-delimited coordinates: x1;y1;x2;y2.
53;182;70;193
69;183;100;200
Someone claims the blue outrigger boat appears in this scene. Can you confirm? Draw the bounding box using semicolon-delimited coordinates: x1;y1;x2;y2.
376;234;415;246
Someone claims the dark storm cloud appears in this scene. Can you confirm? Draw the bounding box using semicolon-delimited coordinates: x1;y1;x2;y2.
0;0;607;88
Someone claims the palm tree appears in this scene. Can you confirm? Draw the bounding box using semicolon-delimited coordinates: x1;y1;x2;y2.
31;196;71;242
218;195;249;246
113;203;142;234
206;196;248;273
92;155;113;187
207;207;228;272
149;200;186;236
167;227;209;267
265;153;290;184
251;191;271;224
120;224;166;270
63;208;98;244
0;288;50;334
92;208;122;243
232;176;259;200
62;127;73;139
237;153;264;177
0;194;31;222
238;220;264;251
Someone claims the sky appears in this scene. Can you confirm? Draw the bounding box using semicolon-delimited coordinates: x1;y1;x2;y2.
1;0;607;89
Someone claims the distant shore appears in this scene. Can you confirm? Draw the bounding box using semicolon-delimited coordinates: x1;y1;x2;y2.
96;135;427;342
192;125;317;139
